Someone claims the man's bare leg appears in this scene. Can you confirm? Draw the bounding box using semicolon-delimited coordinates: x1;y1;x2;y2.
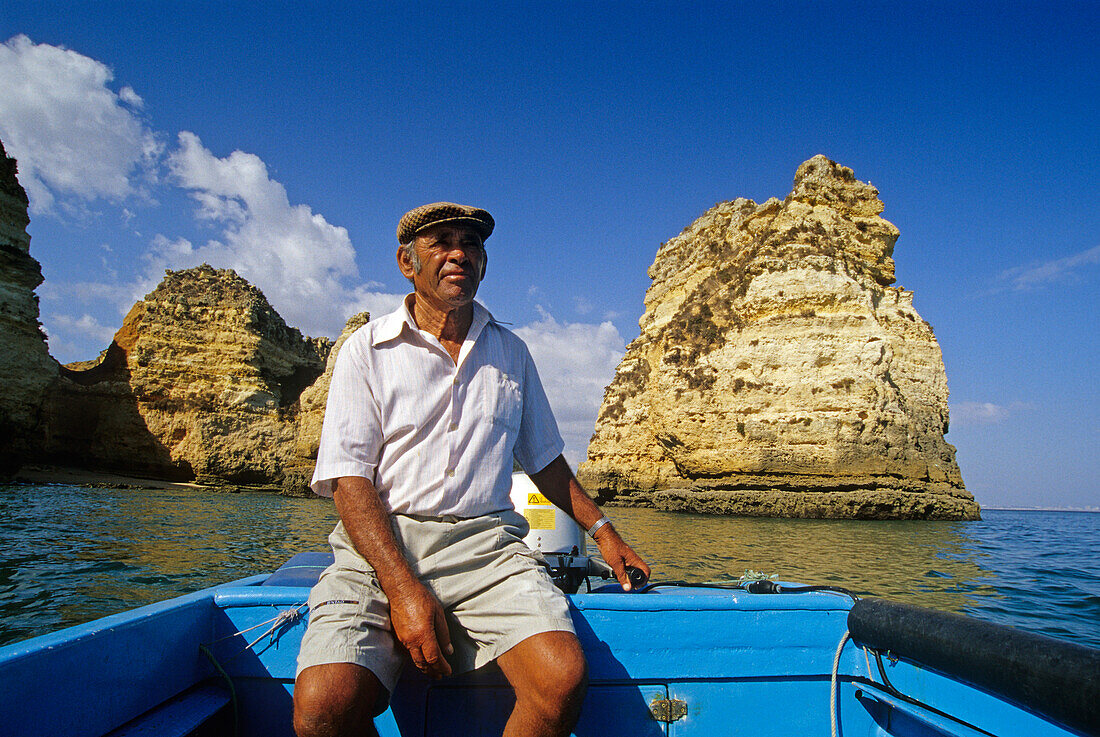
496;631;588;737
294;663;385;737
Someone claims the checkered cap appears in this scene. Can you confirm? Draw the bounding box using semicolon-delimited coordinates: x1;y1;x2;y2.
397;202;495;244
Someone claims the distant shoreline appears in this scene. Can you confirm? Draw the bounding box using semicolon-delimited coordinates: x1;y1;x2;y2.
983;506;1100;514
8;465;206;491
5;469;1096;513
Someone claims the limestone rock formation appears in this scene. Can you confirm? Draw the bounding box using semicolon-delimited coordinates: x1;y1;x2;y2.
579;156;978;520
281;309;371;496
0;140;59;475
45;265;327;485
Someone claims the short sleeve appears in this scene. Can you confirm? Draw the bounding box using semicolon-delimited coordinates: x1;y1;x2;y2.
310;333;383;497
512;344;565;474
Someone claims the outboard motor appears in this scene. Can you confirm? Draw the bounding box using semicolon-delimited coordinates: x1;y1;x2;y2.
509;473;610;593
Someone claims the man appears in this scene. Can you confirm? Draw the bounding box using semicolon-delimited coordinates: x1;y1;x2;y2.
293;202;650;737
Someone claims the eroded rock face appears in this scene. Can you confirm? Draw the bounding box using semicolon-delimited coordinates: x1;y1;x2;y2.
579;156;978;520
0;140;58;474
281;309;371;496
46;265;327;484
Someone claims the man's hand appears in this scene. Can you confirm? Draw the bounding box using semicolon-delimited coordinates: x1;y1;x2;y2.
387;579;453;679
333;476;454;678
529;456;653;591
592;525;651;592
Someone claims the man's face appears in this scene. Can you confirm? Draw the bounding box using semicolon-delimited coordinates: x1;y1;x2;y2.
399;224;487;310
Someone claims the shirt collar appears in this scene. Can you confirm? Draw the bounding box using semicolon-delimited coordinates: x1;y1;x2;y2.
371;294;494;347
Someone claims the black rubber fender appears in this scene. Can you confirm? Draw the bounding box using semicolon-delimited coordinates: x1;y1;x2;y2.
848;597;1100;736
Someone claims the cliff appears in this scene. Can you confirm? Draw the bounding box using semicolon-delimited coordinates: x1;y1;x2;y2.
281;309;371;496
45;265;328;484
1;135;367;488
579;156;979;520
0;140;59;475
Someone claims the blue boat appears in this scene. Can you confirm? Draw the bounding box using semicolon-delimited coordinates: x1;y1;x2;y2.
1;549;1097;737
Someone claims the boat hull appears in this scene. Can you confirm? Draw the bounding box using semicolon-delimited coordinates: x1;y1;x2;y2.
0;553;1094;737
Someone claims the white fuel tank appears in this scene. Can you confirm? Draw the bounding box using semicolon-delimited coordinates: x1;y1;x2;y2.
508;473;586;554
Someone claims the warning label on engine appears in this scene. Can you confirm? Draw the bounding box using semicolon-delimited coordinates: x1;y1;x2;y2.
527;492;551;506
523;509;556;530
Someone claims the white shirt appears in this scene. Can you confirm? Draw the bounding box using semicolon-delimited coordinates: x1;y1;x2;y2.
310;296;564;517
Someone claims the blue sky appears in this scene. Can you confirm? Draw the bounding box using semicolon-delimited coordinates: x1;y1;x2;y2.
1;2;1097;509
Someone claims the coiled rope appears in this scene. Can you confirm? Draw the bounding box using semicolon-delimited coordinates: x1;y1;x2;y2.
830;629;850;737
204;603;308;660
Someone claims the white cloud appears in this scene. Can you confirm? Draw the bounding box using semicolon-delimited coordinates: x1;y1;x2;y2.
1;38;397;348
45;312;118;356
0;35;162;214
27;125;392;343
117;86;144;109
951;402;1010;426
158;131;366;338
39;279;134;311
950;401;1034;427
997;244;1100;291
514;309;626;465
342;285;407;324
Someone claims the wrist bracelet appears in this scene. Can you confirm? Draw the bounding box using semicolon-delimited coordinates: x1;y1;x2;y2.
587;516;612;538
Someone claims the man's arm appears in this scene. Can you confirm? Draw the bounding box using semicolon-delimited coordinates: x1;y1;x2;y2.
333;475;453;678
528;455;651;591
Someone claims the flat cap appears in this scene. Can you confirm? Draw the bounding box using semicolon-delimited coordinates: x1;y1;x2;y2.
397;202;495;245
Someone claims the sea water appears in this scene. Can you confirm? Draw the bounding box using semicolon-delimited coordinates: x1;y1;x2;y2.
1;483;1097;649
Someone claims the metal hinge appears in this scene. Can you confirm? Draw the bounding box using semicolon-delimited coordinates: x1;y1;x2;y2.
650;697;688;723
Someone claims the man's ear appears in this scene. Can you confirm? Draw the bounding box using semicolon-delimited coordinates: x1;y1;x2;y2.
397;245;415;280
479;249;488;281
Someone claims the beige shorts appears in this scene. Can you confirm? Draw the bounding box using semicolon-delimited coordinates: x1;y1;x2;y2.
296;510;575;695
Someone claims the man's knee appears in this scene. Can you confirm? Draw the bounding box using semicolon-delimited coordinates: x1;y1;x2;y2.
501;632;589;719
521;656;588;729
293;663;385;737
555;654;589;714
535;645;588;705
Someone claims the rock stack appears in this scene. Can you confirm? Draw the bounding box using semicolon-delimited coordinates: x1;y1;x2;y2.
1;134;374;489
46;265;329;484
0;140;59;475
578;156;979;520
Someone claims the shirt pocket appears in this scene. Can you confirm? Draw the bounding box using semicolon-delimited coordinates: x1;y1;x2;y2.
482;368;522;431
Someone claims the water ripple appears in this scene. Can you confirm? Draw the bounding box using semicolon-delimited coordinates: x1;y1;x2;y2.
1;485;1097;650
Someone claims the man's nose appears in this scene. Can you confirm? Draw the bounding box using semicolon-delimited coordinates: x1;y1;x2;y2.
445;243;474;263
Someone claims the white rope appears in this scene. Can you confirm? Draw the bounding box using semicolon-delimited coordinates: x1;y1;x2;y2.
204;603;308;654
243;604;308;651
831;629;851;737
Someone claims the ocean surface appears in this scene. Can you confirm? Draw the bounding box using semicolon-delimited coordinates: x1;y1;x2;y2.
1;482;1098;650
